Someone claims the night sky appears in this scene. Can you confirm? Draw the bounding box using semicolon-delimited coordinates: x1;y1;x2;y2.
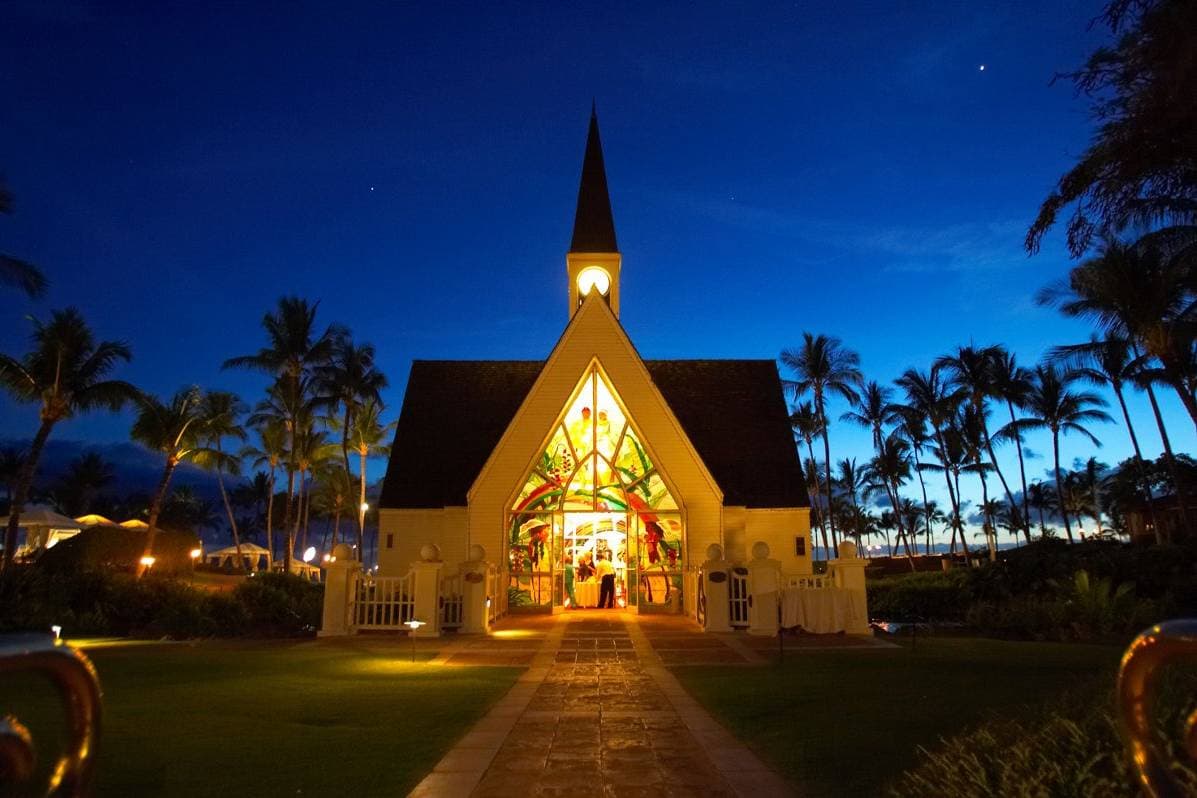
2;1;1192;536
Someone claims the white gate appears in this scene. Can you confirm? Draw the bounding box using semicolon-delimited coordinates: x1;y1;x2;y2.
352;571;415;630
441;572;464;630
728;567;750;627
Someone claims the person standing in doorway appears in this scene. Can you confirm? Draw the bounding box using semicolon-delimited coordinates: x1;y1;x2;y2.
596;553;616;608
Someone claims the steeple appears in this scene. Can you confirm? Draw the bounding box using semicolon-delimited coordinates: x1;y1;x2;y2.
569;105;619;253
567;105;623;320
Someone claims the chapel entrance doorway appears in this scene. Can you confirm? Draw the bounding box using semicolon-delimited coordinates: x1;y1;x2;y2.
507;365;684;614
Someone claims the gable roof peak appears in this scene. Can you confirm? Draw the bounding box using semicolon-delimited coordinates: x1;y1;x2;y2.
569;106;618;253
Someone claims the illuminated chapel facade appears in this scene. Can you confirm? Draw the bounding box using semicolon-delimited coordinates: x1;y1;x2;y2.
376;112;812;618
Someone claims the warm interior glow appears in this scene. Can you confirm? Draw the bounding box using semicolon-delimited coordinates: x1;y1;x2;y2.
576;266;611;297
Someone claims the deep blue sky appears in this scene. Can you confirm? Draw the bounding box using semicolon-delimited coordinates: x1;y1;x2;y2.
2;1;1193;541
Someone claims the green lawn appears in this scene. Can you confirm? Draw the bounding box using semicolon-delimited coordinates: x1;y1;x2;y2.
675;637;1121;797
1;640;519;797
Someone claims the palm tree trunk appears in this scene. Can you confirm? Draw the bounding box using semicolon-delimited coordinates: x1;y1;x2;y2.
301;474;312;552
1052;431;1073;543
914;465;933;555
141;458;179;577
1111;384;1159;543
803;438;828;552
332;504;341;548
358;449;368;557
1006;401;1032;544
215;466;244;572
981;420;1020;545
2;419;56;571
283;466;295;575
817;394;838;558
979;471;995;561
1144;383;1190;541
265;469;276;567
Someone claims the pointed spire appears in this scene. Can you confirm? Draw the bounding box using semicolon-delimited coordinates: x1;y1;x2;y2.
569;106;618;253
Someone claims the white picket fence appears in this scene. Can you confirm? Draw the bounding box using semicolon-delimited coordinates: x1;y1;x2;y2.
352;571;415;630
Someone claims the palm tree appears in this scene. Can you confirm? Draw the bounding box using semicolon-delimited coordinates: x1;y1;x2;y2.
989;349;1034;543
835;458;869;552
1049;334;1160;539
1076;457;1109;536
311;464;353;549
0;178;49;298
1038;234;1197;428
315;337;387;506
895;367;969;555
130;387;205;571
241;420;287;564
289;421;334;560
790;402;827;545
863;434;915;569
348;399;395;556
1027;481;1057;537
959;405;997;560
225;297;344;567
1008;366;1112;543
892;406;937;554
0;309;135;569
195;391;249;570
1023;1;1197;258
781;333;861;558
937;345;1024;543
56;452;116;516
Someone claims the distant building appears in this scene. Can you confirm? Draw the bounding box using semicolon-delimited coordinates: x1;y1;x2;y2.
376;111;813;617
1123;494;1195;545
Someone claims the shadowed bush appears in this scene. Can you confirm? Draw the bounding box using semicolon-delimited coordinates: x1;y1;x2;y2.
0;567;320;638
889;672;1197;797
36;526;200;577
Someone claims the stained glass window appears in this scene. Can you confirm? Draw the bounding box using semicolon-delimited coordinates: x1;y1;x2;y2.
510;368;678;517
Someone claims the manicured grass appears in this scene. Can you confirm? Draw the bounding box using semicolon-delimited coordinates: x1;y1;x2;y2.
1;640;519;797
675;637;1121;797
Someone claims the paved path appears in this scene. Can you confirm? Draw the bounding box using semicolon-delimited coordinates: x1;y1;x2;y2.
410;611;794;797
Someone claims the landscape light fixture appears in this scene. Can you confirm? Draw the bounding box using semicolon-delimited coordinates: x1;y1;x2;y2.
139;555;156;569
51;624;62;640
405;619;426;662
189;548;202;560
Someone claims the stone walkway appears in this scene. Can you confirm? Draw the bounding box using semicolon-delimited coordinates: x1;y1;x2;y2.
409;611;795;797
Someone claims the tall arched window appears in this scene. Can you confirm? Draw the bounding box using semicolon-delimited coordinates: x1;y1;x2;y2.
508;366;683;608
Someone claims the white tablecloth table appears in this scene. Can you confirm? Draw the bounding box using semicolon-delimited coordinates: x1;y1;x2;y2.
574;580;599;608
779;587;863;633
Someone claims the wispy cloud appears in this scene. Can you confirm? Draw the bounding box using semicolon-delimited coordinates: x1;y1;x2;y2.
646;188;1033;274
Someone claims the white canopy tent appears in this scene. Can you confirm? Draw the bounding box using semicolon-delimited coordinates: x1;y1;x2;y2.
272;558;322;583
206;542;272;572
2;505;84;556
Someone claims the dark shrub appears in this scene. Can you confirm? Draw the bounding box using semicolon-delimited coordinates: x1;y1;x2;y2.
0;567;317;639
867;570;970;621
232;572;323;636
37;526;200;577
889;672;1197;797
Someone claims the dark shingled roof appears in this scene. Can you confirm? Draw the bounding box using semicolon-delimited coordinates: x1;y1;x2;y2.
569;108;619;253
379;359;808;510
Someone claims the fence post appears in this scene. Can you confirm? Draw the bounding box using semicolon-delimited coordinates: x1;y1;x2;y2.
411;543;445;637
461;544;491;634
701;544;732;633
318;543;357;637
829;540;870;634
746;541;782;637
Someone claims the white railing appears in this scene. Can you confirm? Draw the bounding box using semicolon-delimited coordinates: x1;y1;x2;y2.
685;567;701;622
441;572;464;630
729;567;750;627
487;566;508;624
352;570;415;630
784;574;831;590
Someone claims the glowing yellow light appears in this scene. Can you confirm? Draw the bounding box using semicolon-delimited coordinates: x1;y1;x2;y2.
303;546;316;563
492;629;534;639
189;548;202;560
576;266;611;297
360;502;369;512
139;555;156;568
322;554;332;563
51;624;62;640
